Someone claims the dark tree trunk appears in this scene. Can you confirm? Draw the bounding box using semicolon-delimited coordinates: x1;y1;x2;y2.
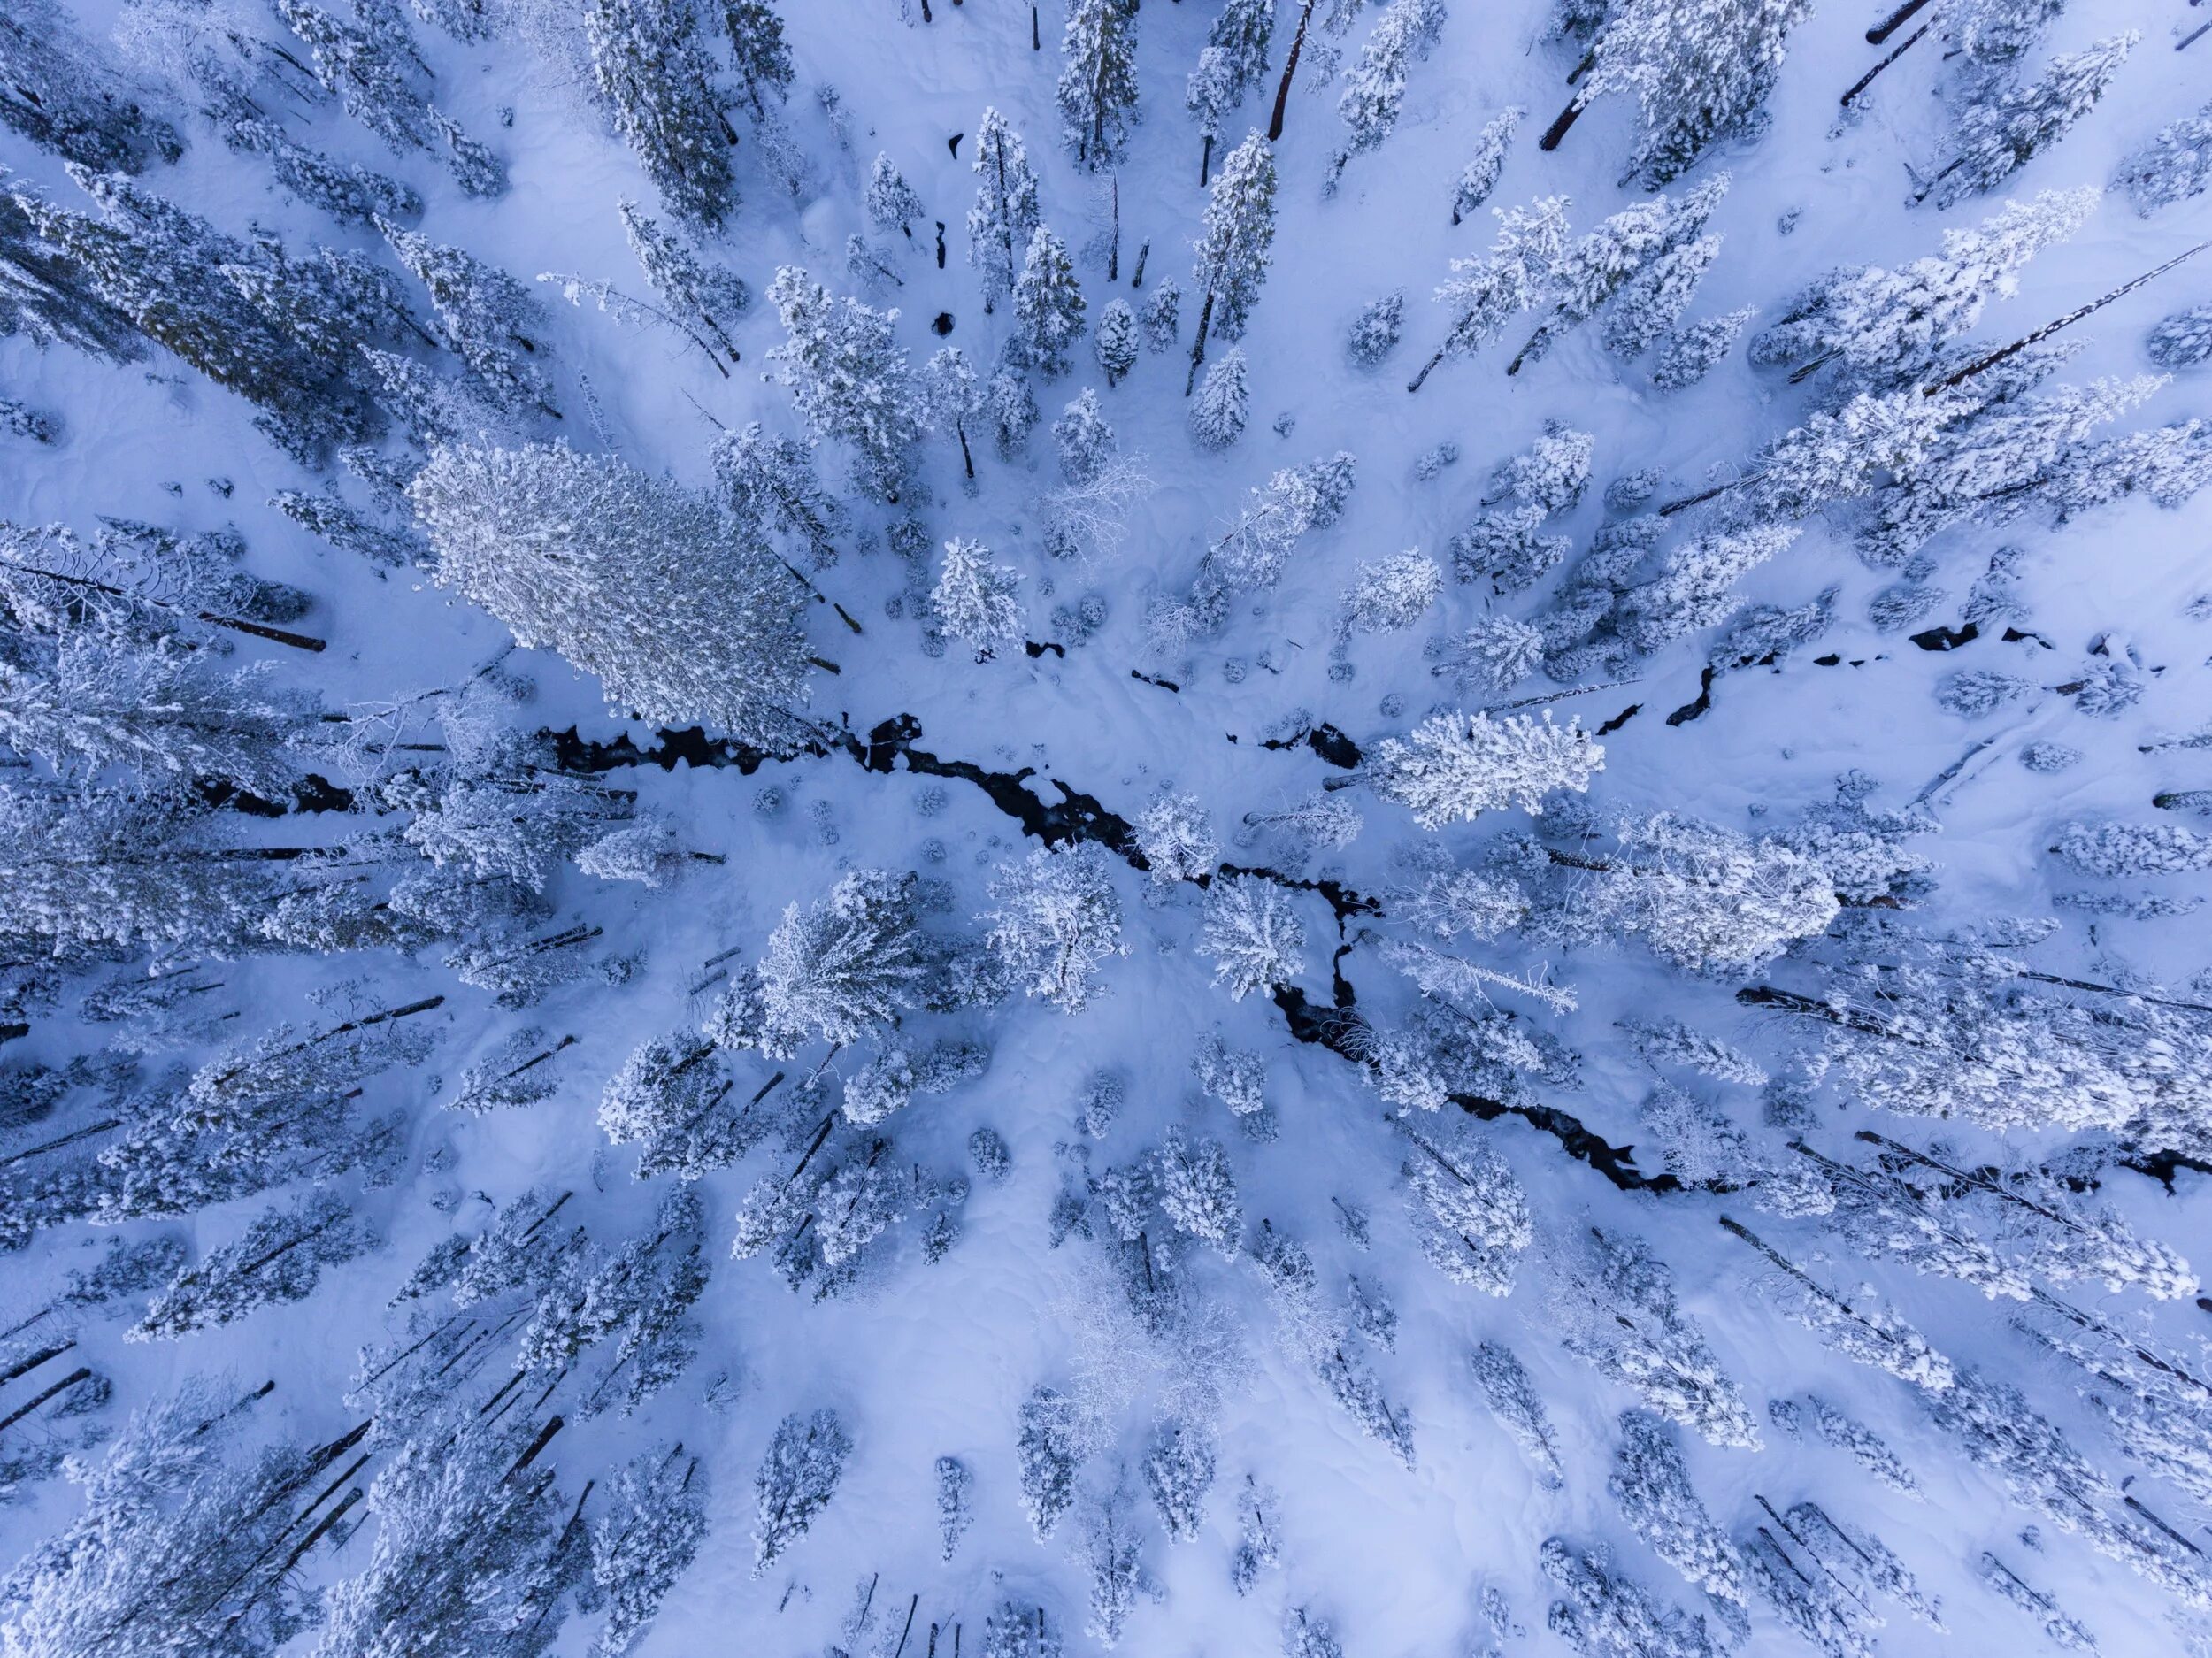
1866;0;1932;44
1538;96;1585;151
1267;0;1318;142
1929;237;2212;393
1200;132;1213;186
1407;347;1446;393
1841;22;1929;108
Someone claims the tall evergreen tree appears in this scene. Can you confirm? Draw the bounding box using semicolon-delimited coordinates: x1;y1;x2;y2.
966;109;1043;313
586;0;738;229
766;265;925;501
1012;226;1087;378
1187;132;1278;388
1058;0;1141;172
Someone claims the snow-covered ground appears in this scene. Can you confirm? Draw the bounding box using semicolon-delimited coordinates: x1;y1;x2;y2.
4;2;2212;1656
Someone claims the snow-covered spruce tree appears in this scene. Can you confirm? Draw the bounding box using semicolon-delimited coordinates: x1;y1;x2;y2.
921;345;987;478
1145;1419;1216;1541
1142;279;1183;352
933;537;1025;660
1189;349;1250;450
752;1409;850;1574
1610;523;1797;652
1923;34;2136;209
766;265;925;502
590;1446;708;1658
585;0;735;229
934;1455;975;1560
967;108;1043;313
865;153;925;240
1016;1385;1083;1539
1094;296;1138;386
1077;1485;1146;1647
1340;551;1442;636
1541;1536;1722;1658
127;1191;375;1339
1471;1342;1566;1489
748;868;924;1056
1509;178;1726;373
1326;0;1448;194
1187;0;1274;184
2147;304;2212;370
1156;1127;1243;1255
1232;1477;1284;1593
1398;1119;1532;1293
986;842;1125;1012
596;1032;749;1178
1057;0;1140;171
1347;288;1405;366
1200;876;1306;1002
409;441;813;743
1188;132;1278;377
1203;463;1330;592
1606;1410;1748;1638
1544;0;1815;186
983;1600;1064;1658
380;219;554;417
1409;196;1571;391
1452;107;1521;225
1133;790;1218;882
1751;188;2093;389
622;199;749;363
722;0;794;118
319;1413;586;1658
1578;811;1839;974
1652;306;1755;389
2116;98;2212;217
1551;1228;1760;1448
1369;710;1601;827
712;420;839;563
0;4;181;174
1012;226;1086;378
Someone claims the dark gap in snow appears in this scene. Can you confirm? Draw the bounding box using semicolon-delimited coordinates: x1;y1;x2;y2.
1664;668;1715;726
1023;640;1064;658
1909;622;1979;651
1596;703;1641;734
1255;721;1363;768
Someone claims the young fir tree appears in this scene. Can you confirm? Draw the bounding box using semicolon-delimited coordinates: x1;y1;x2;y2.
752;1409;851;1574
585;0;736;228
765;265;925;502
1057;0;1141;172
865;153;925;240
1471;1342;1565;1488
596;1033;748;1178
1606;1411;1749;1638
590;1447;708;1657
1012;226;1087;378
712;421;840;563
1543;0;1815;186
1142;279;1183;351
1340;550;1443;635
1398;1121;1531;1292
933;537;1025;660
1923;34;2137;209
1452;107;1521;225
1189;348;1250;450
409;441;814;744
1326;0;1448;195
1016;1385;1083;1539
1094;296;1138;386
0;3;183;174
921;345;987;478
967;109;1043;313
935;1455;975;1559
1144;1419;1217;1541
1187;133;1278;381
1540;1537;1722;1658
984;844;1126;1012
1133;789;1219;882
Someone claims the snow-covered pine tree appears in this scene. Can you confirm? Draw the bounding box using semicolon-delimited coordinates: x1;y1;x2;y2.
750;868;923;1055
1540;1537;1722;1658
2116;98;2212;217
1057;0;1140;171
590;1446;708;1657
1652;306;1755;389
0;3;182;174
596;1033;750;1178
752;1409;851;1574
1398;1119;1531;1291
1156;1126;1243;1255
1611;523;1797;651
1340;551;1442;635
621;199;749;364
1143;279;1183;351
1016;1385;1083;1539
933;537;1025;660
1409;196;1571;391
1606;1410;1749;1637
410;441;813;742
380;219;555;418
1013;226;1086;378
1189;348;1250;449
1200;875;1307;1000
1452;107;1521;225
1144;1419;1216;1541
1544;0;1815;186
922;345;987;478
1190;0;1276;186
1924;34;2137;209
1326;0;1448;194
712;420;840;563
1471;1342;1566;1488
1133;790;1218;882
585;0;736;228
722;0;795;119
128;1191;376;1339
1188;132;1278;380
1369;710;1601;826
985;843;1125;1012
766;265;925;502
967;108;1043;313
865;153;925;239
